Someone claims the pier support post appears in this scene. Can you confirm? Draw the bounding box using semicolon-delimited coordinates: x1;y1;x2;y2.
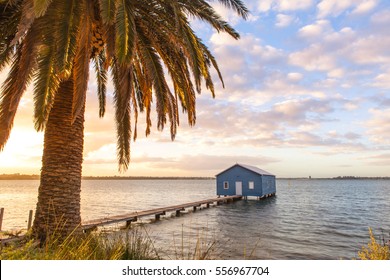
155;214;160;220
0;208;4;231
27;210;33;230
126;217;137;227
175;210;181;217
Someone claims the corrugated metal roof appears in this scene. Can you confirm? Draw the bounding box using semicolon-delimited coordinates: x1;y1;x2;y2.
216;163;275;176
238;164;274;176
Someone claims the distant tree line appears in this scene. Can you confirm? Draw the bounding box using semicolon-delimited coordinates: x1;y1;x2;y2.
0;174;214;180
332;176;390;180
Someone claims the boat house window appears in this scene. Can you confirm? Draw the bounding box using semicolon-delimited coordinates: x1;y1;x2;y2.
223;181;229;189
249;181;254;189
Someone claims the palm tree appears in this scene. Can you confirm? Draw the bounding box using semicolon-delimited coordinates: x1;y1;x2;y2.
0;0;248;239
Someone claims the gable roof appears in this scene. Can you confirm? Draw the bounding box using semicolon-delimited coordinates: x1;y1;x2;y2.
216;163;275;177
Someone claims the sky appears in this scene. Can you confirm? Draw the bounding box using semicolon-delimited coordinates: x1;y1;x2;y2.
1;0;390;178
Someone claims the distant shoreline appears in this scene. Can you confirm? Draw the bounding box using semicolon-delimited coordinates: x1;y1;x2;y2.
1;174;390;180
0;174;214;180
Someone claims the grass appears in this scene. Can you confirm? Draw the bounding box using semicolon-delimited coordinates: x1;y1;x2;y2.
170;223;218;260
357;228;390;260
0;223;218;260
0;227;159;260
3;224;387;260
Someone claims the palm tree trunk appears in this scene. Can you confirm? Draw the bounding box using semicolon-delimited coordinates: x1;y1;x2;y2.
32;79;85;240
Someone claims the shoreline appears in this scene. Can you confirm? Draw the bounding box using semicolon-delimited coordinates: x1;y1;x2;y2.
1;175;390;180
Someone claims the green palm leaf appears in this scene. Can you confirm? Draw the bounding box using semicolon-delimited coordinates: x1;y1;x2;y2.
115;0;135;64
0;1;21;71
93;52;107;118
71;0;92;123
33;43;60;131
53;0;83;77
112;62;132;171
216;0;249;19
99;0;116;25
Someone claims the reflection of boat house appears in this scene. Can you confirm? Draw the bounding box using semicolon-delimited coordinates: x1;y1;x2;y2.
216;163;276;199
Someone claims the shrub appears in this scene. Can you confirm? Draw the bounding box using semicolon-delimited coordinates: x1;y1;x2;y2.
358;228;389;260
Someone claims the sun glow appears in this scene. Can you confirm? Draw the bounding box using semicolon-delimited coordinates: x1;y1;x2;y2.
0;128;44;173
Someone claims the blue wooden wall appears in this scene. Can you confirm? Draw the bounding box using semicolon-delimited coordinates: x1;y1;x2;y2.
216;165;275;197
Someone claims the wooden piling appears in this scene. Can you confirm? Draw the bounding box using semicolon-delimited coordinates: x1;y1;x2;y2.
155;212;165;220
27;210;33;230
0;207;4;231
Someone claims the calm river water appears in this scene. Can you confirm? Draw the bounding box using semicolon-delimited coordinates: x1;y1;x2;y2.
0;179;389;259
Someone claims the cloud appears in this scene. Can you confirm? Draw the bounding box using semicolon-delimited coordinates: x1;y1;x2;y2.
84;149;280;175
372;71;390;89
147;154;279;172
287;72;303;82
209;32;289;103
275;14;296;28
366;154;390;166
293;24;354;71
351;0;378;15
289;44;337;71
298;20;332;39
256;0;313;12
256;98;335;130
277;0;313;11
346;35;390;65
370;94;390;107
317;0;379;18
370;9;390;25
365;108;390;146
255;0;274;12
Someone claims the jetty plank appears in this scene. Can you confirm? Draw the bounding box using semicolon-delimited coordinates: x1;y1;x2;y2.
81;195;242;231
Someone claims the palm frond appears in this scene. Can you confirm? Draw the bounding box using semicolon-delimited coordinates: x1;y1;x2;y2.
133;55;153;137
32;0;52;17
216;0;249;19
1;0;249;173
98;0;116;25
71;0;92;123
0;50;23;150
11;0;35;46
137;33;169;131
112;61;132;171
0;1;21;71
180;0;241;39
33;42;60;131
115;0;135;64
53;0;83;77
0;23;39;150
93;51;107;118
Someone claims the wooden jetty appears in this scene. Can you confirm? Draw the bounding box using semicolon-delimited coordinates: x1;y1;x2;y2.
81;195;242;232
0;196;242;244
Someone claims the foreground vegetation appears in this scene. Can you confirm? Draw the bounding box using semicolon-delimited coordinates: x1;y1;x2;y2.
0;224;219;260
0;228;158;260
357;228;389;260
1;227;388;260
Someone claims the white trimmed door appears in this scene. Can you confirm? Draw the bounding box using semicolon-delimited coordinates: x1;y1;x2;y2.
235;181;242;195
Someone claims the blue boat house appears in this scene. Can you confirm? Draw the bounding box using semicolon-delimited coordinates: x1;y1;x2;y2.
216;163;276;199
